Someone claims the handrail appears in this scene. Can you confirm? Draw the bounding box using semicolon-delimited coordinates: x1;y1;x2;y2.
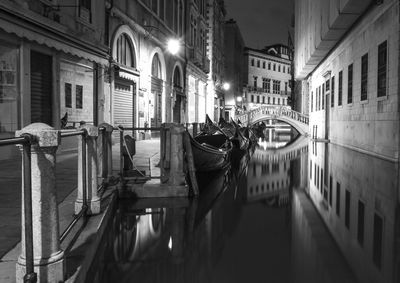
0;135;37;282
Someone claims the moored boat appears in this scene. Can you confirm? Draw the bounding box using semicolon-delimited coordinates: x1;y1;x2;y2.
189;133;232;172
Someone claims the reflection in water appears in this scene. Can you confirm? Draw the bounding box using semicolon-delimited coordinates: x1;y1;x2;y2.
308;141;400;283
257;122;299;149
87;129;399;283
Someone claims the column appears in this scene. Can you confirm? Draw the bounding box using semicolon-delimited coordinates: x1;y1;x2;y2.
15;123;64;282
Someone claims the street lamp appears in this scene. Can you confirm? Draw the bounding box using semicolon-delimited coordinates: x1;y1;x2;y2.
167;38;180;55
222;82;230;91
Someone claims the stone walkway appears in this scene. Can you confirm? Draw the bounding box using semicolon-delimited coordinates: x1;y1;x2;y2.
0;138;160;279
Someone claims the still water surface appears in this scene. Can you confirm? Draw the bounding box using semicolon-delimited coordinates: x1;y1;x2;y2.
88;127;399;283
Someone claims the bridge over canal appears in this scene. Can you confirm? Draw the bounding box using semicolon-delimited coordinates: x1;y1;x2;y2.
236;106;309;135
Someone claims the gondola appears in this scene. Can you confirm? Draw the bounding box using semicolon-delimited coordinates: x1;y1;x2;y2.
189;133;232;172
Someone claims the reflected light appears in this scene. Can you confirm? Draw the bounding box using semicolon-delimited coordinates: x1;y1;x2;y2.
167;39;180;55
168;236;172;250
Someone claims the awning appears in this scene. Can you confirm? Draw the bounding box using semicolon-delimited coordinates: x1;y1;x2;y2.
0;6;109;65
116;66;140;81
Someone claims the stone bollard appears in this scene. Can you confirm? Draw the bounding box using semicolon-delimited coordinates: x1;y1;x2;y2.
160;123;186;186
75;125;100;215
15;123;64;282
97;123;113;182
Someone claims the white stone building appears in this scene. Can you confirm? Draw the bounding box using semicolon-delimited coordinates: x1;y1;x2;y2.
295;0;399;161
243;45;292;111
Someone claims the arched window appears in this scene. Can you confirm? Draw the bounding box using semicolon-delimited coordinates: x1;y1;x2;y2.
173;67;181;87
116;33;135;68
151;54;162;78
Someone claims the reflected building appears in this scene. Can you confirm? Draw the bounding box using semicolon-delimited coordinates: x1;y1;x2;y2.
308;142;399;283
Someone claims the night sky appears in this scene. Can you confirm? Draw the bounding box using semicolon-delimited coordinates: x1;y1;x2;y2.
224;0;294;49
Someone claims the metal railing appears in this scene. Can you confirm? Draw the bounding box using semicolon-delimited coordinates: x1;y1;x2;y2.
0;135;36;282
59;129;87;243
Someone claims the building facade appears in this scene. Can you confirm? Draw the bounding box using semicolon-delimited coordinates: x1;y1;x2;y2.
295;0;399;160
185;0;209;124
243;45;292;111
224;18;245;119
206;0;226;121
107;0;186;140
0;0;108;159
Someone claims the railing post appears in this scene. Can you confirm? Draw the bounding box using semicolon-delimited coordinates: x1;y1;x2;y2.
98;123;113;182
160;123;186;186
15;123;64;282
76;125;100;215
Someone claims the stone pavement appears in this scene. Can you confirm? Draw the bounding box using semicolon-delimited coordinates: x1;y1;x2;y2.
0;138;160;280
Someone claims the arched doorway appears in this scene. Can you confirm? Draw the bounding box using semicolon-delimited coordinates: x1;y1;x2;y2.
113;32;137;138
172;67;183;123
151;54;163;134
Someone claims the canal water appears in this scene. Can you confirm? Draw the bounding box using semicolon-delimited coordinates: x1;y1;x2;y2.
87;125;399;283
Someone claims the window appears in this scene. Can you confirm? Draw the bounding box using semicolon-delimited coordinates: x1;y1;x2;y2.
262;78;270;92
329;176;333;207
278;65;281;72
268;62;271;70
357;201;365;246
336;182;341;216
325;79;330;92
253;76;258;88
257;60;260;68
283;66;286;73
251;58;254;66
268;97;270;104
318;86;321;110
331;76;335;107
311;91;313;112
345;190;350;229
338;71;343;106
288;67;290;74
322;84;325;110
278;98;280;104
377;41;387;97
360;53;368;100
65;83;72;108
373;213;383;269
272;80;280;94
285;82;288;95
348;64;353;104
262;96;265;103
273;64;276;71
257;95;260;103
251;95;254;102
76;85;83;109
310;160;312;179
79;0;92;23
273;97;275;104
263;61;266;69
116;34;135;67
320;168;323;192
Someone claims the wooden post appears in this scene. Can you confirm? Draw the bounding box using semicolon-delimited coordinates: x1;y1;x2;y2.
183;131;199;196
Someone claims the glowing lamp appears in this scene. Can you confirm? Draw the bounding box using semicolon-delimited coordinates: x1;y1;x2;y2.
167;39;180;55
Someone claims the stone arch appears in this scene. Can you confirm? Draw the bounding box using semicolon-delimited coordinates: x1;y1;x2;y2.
250;116;308;136
111;25;139;68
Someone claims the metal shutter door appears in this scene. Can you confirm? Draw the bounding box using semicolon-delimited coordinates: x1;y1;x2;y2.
30;51;52;125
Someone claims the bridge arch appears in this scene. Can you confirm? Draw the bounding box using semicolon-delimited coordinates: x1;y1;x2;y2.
236;106;309;136
250;116;308;136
